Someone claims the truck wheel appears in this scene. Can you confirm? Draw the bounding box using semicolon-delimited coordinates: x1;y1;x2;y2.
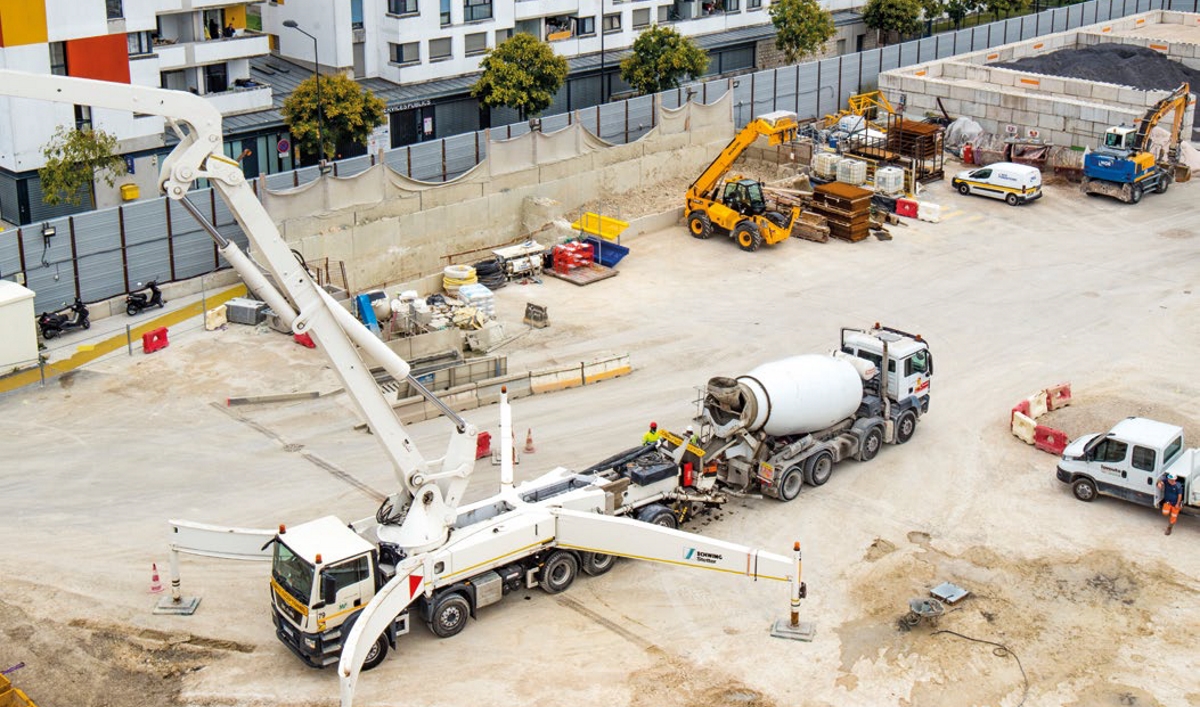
778;465;804;501
1130;184;1143;204
687;211;713;240
895;410;917;445
1005;193;1019;206
637;503;678;529
362;635;388;671
804;451;834;487
1156;178;1169;194
957;183;970;196
540;551;579;594
581;552;616;576
859;426;884;462
733;222;764;252
429;592;471;638
1072;477;1098;502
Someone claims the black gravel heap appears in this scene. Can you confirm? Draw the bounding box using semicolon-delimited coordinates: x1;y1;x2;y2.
995;43;1200;92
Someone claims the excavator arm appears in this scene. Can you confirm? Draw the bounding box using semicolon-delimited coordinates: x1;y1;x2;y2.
1133;82;1191;155
0;70;476;554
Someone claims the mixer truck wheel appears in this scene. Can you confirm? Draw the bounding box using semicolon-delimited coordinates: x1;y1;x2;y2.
581;552;617;576
859;427;884;462
778;465;804;501
361;635;389;671
804;452;834;487
895;410;917;445
687;211;714;240
540;551;579;594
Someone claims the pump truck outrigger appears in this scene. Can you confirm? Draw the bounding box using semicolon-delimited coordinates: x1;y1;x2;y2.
685;111;804;252
0;71;805;707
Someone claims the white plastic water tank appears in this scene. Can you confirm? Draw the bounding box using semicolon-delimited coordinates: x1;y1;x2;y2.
837;158;867;186
812;152;842;180
875;166;905;196
736;354;864;436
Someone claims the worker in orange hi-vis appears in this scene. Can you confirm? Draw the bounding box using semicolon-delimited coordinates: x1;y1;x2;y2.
1159;473;1183;536
642;421;660;446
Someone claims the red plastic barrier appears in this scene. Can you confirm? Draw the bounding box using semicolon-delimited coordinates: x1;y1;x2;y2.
1046;383;1072;411
142;327;169;354
1011;399;1031;424
1034;425;1069;455
896;198;919;218
293;332;316;348
475;431;492;460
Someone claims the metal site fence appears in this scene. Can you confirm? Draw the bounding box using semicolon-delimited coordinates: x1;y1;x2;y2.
1;0;1185;313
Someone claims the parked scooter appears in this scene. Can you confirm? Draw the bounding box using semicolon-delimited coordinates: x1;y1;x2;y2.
37;297;90;339
126;280;166;316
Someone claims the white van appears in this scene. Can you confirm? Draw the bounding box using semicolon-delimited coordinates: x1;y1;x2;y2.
951;162;1042;206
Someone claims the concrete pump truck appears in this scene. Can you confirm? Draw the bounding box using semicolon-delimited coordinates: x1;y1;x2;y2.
0;71;807;707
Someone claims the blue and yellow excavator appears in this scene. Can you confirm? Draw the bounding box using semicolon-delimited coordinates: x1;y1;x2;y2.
1081;82;1193;204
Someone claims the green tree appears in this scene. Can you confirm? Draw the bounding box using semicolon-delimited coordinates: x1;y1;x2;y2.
769;0;837;64
282;73;386;162
983;0;1027;21
945;0;979;30
38;126;127;207
863;0;925;45
471;34;569;119
619;25;709;96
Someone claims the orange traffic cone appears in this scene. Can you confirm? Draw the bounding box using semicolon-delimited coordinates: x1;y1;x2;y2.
149;563;164;594
524;428;536;453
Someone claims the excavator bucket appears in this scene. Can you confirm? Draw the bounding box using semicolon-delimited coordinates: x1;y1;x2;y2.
1174;163;1192;183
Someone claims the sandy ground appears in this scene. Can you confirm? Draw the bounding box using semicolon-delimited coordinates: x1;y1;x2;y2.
3;162;1200;707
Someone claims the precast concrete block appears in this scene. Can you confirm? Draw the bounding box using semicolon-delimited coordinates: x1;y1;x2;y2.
1117;87;1144;106
1090;83;1119;103
979;91;1001;107
990;107;1014;124
900;76;927;94
1064;80;1092;98
1012;110;1040;126
989;70;1016;88
1000;92;1027;110
1037;113;1065;131
1049;130;1074;148
950;85;975;102
1039;78;1065;94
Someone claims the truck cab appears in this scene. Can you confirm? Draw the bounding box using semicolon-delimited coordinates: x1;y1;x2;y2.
1056;417;1198;512
270;516;392;669
841;327;932;411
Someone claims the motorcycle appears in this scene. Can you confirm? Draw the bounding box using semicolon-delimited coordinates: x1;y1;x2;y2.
126;280;166;316
37;297;90;339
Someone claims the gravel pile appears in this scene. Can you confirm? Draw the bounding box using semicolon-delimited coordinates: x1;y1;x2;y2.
996;43;1199;140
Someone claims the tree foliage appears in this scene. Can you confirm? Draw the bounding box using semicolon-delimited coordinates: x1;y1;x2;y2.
983;0;1028;20
863;0;925;44
619;25;709;96
769;0;837;64
471;34;569;119
282;73;386;161
39;126;126;207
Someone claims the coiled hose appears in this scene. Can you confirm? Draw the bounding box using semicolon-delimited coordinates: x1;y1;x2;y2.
473;257;507;289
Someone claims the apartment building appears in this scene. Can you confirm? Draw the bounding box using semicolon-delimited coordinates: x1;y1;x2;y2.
0;0;273;225
261;0;865;150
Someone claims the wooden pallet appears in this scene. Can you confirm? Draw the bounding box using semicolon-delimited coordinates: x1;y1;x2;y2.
545;263;619;286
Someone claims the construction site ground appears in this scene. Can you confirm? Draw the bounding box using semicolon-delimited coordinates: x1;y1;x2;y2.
3;160;1200;707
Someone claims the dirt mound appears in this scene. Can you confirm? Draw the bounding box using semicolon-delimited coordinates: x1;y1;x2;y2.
996;43;1200;93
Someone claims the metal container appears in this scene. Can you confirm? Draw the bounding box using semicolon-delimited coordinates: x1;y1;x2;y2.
708;355;863;436
225;297;267;325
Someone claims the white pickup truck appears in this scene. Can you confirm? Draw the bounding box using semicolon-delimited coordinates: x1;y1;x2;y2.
1056;417;1199;515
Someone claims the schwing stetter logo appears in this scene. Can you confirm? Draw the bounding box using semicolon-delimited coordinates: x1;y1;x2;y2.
684;548;723;564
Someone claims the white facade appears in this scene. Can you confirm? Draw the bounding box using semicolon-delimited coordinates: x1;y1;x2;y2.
267;0;860;84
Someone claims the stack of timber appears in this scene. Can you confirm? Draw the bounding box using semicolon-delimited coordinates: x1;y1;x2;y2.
810;182;873;242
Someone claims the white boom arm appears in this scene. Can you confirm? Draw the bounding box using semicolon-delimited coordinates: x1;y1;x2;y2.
0;70;475;553
338;507;796;706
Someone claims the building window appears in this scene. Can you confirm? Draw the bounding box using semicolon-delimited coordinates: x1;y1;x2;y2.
575;16;595;36
495;28;512;44
657;6;672;22
465;32;487;55
50;42;68;76
464;0;492;22
429;37;452;60
106;0;123;19
441;0;451;25
205;63;228;93
748;0;762;8
352;0;365;27
632;8;651;27
74;105;92;130
160;69;188;92
388;0;418;15
602;13;621;33
726;0;740;12
127;31;153;56
391;41;419;65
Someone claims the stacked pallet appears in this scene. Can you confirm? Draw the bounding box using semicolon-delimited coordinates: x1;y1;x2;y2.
810;182;873;242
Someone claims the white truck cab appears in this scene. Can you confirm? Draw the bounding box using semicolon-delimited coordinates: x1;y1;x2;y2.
1056;417;1199;514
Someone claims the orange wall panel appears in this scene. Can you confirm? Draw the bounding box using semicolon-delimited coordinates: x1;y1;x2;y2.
0;0;49;47
65;34;130;84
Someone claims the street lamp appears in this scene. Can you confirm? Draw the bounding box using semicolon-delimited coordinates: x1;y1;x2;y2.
282;19;325;168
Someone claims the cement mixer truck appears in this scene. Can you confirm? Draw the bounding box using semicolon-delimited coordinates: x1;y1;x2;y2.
670;325;932;501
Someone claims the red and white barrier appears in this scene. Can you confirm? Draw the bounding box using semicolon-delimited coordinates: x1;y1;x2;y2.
1010;383;1071;454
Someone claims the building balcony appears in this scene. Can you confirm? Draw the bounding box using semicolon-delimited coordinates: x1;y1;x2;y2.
186;0;266;10
515;0;579;22
156;34;270;70
205;83;273;116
